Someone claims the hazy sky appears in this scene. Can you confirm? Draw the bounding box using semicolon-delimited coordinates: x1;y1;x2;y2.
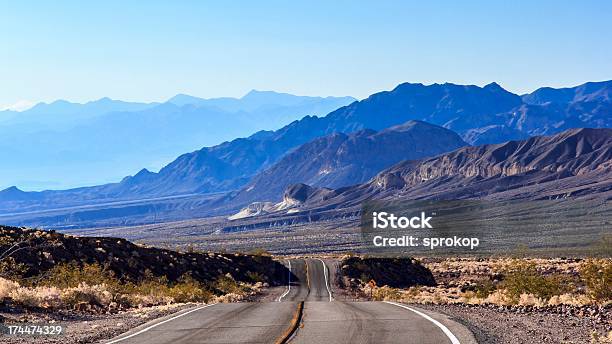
1;1;611;109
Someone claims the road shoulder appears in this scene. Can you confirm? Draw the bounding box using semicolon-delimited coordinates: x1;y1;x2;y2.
385;302;478;344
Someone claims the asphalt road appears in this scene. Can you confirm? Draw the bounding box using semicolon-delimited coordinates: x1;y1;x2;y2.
279;258;332;302
105;302;298;344
290;301;458;344
107;258;470;344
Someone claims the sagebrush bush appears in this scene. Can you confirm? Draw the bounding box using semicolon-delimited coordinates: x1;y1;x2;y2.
60;283;114;308
213;274;246;294
168;276;213;303
0;257;28;279
1;263;244;311
371;286;402;301
9;285;62;309
579;259;611;302
41;262;120;290
0;277;19;299
473;279;496;298
501;260;573;301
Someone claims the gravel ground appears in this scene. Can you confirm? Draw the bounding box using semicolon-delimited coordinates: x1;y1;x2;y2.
0;303;196;344
415;303;611;344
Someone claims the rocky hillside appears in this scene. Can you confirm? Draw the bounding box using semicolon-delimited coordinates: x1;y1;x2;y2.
304;128;612;205
226;128;612;226
369;127;612;197
381;128;610;182
0;225;287;285
337;256;436;289
233;121;466;203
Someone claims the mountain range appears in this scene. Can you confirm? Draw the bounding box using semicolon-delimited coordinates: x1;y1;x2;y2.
78;79;612;198
228;128;612;223
0;91;355;190
231;120;467;204
0;80;610;228
1;128;610;228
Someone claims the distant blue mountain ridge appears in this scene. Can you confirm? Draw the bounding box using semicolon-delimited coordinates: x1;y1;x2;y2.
0;91;356;190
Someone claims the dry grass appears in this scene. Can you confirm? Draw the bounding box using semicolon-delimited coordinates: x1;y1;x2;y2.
362;258;611;308
580;259;612;302
500;260;574;301
590;330;612;344
0;263;259;312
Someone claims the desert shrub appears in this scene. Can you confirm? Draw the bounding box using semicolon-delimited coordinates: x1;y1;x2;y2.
579;259;611;302
121;272;173;307
60;283;114;309
9;285;62;309
213;274;246;295
473;279;496;298
483;289;514;305
501;260;573;301
121;272;215;306
517;293;546;307
184;244;199;254
0;257;28;279
405;286;421;298
246;271;266;284
216;292;245;303
0;277;20;299
3;262;253;310
41;262;119;290
371;286;402;301
590;330;612;344
547;293;592;307
168;276;213;303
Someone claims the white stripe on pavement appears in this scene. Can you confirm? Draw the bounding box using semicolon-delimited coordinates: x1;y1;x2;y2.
278;259;292;302
316;258;333;302
383;301;460;344
105;303;217;343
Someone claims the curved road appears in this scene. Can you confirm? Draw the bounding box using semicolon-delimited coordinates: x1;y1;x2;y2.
107;258;472;344
280;258;331;302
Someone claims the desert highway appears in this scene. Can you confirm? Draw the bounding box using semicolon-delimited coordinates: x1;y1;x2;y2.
106;258;473;344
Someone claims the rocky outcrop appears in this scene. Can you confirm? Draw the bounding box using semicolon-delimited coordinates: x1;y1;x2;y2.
228;183;337;220
373;128;612;191
338;256;436;289
227;202;276;220
282;183;335;205
0;226;287;285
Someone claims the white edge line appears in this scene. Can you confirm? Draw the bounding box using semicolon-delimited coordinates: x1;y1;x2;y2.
316;258;333;302
105;303;217;343
278;259;291;302
383;301;461;344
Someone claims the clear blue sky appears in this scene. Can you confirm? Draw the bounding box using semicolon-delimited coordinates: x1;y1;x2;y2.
1;1;611;108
